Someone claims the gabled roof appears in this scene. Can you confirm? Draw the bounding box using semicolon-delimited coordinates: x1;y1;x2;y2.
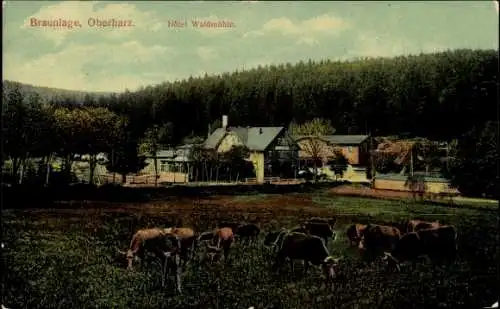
204;126;285;151
323;135;369;145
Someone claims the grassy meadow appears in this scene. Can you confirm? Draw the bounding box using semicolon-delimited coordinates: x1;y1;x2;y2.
2;190;498;309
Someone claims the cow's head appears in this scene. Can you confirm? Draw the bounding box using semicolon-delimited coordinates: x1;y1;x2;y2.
117;249;140;270
382;252;401;272
358;238;366;251
322;256;342;280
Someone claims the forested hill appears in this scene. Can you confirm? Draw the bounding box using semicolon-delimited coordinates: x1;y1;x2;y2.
4;49;498;141
2;80;114;102
129;48;497;141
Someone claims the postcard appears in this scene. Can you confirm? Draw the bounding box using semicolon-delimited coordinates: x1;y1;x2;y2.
2;1;498;309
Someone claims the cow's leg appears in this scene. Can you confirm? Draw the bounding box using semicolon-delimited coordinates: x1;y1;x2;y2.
161;256;168;287
272;256;284;274
303;260;309;276
138;249;146;269
411;260;417;271
175;256;182;293
223;242;230;263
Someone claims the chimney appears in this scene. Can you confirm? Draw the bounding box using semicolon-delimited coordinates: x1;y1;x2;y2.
259;128;263;134
222;115;228;130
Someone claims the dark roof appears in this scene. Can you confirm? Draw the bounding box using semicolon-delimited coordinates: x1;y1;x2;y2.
156;150;176;158
153;144;199;159
204;126;285;151
323;135;369;145
294;135;369;145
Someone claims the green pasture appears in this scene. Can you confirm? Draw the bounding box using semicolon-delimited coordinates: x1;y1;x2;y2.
2;193;498;309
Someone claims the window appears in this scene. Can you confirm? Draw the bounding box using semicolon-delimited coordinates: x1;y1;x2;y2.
347;146;353;153
160;160;168;172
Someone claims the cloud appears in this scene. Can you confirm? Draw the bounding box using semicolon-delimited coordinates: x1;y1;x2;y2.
244;14;349;45
20;1;164;46
3;41;174;92
352;32;411;58
196;46;217;61
346;32;449;59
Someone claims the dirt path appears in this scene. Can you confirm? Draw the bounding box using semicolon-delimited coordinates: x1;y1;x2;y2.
329;184;497;205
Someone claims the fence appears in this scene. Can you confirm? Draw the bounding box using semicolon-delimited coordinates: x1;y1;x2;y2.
244;177;302;185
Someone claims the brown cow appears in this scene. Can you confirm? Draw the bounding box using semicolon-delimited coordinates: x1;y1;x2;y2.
119;228;170;270
383;225;458;270
118;228;183;292
358;224;401;260
213;227;235;261
407;220;441;233
346;224;367;247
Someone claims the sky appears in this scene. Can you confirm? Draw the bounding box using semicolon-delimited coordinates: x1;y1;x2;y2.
2;1;499;92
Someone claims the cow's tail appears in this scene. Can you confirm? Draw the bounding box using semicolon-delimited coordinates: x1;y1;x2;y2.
319;236;330;258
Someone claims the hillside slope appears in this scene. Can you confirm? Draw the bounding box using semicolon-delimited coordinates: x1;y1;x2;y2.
2;80;114;102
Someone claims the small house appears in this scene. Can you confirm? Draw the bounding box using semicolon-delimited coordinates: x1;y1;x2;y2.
203;115;299;183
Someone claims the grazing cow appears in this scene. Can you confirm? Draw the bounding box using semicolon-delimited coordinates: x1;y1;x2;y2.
235;223;260;245
303;221;336;245
272;232;341;281
118;228;183;292
358;224;401;260
346;224;367;247
406;220;441;233
118;228;171;270
383;225;458;270
213;227;235;261
164;227;197;267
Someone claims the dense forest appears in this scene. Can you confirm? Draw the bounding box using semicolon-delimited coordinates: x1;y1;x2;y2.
2;48;499;197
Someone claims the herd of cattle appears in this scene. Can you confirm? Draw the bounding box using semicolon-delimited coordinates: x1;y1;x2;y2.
117;217;458;293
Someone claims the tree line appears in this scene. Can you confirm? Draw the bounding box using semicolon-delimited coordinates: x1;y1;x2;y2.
2;48;498;197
